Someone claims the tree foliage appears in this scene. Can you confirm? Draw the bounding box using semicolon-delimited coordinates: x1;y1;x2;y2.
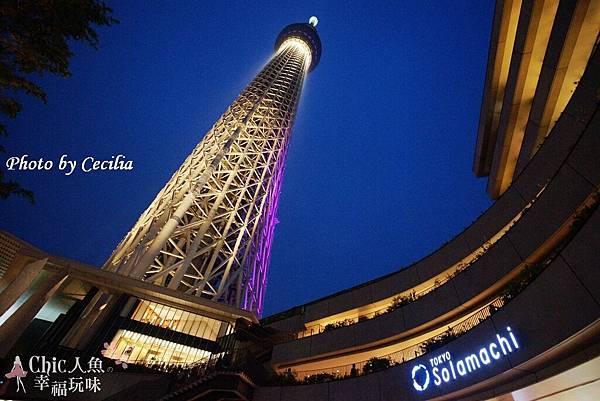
0;0;118;202
362;357;392;374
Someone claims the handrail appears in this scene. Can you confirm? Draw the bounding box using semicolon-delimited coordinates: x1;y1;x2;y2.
292;298;505;380
273;190;600;385
297;190;540;338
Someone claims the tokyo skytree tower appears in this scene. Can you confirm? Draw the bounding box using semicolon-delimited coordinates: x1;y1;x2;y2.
103;18;321;316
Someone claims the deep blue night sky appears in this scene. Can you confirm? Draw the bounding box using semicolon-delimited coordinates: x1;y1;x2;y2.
0;1;494;316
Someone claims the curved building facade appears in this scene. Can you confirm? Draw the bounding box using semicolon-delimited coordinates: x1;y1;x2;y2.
0;3;598;401
252;1;600;400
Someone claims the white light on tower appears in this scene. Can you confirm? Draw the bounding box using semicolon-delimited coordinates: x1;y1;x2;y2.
101;19;321;316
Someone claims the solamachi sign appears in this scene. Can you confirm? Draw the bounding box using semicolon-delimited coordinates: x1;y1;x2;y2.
411;326;520;392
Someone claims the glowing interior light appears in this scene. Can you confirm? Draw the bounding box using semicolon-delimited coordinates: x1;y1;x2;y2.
309;16;319;27
278;38;312;69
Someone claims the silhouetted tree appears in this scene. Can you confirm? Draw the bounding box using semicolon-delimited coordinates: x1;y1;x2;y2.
0;0;118;202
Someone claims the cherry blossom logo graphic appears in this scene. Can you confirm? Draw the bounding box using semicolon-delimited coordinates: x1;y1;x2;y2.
5;356;27;393
101;343;128;369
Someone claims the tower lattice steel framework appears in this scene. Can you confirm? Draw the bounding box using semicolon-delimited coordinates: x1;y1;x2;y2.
103;19;321;316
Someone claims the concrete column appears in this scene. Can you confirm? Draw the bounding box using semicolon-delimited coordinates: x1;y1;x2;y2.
61;292;123;350
0;270;67;357
77;294;121;348
0;257;48;318
60;291;106;348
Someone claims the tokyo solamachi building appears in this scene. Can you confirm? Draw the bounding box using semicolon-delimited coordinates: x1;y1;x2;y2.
1;2;599;400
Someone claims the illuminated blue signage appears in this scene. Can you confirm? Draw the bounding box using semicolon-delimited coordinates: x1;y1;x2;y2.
411;326;519;392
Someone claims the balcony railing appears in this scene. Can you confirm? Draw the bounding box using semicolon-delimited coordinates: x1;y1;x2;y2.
270;190;600;385
295;190;542;339
291;298;505;381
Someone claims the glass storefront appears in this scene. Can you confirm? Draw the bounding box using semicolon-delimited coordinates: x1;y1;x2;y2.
102;300;234;368
130;300;228;341
105;329;214;367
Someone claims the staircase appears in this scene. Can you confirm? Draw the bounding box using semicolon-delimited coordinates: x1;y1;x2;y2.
157;371;255;401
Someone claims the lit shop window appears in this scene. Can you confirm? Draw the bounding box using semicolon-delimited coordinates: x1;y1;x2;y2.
130;301;231;341
105;329;215;367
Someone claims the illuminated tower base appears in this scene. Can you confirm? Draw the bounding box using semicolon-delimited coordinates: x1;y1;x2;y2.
102;19;321;316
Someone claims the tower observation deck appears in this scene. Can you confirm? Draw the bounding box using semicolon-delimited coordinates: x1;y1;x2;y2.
103;18;321;316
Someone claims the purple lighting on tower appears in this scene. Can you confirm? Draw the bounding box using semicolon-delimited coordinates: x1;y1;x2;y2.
102;20;320;316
